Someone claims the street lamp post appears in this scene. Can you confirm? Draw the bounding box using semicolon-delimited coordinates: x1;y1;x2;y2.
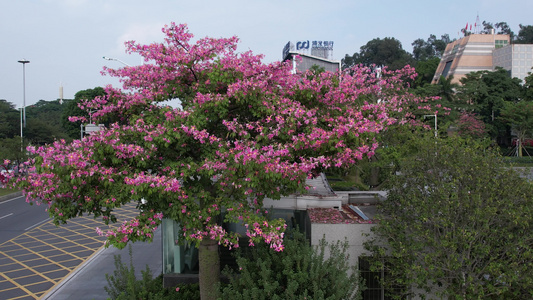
102;56;131;67
18;59;30;153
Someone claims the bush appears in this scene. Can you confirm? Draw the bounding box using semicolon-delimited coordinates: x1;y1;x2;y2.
220;230;361;300
105;232;362;300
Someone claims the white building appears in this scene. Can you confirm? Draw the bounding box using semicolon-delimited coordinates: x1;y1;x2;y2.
493;44;533;83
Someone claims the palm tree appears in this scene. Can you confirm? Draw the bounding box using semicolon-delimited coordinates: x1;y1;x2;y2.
436;75;459;103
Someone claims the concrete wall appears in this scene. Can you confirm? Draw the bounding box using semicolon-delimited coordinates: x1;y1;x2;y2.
310;223;375;268
262;195;342;211
494;44;533;83
296;56;340;73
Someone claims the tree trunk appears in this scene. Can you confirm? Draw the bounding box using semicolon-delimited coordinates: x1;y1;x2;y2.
369;155;380;190
198;239;220;300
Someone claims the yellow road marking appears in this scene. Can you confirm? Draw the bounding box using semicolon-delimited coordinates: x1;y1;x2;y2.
0;254;48;299
0;203;141;299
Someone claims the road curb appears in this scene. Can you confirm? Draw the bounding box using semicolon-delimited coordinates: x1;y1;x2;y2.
0;191;23;202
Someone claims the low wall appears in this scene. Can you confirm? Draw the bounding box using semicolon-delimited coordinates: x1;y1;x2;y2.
310;222;375;268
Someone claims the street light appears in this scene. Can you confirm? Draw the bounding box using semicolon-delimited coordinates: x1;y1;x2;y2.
102;56;131;66
18;59;29;153
424;114;437;138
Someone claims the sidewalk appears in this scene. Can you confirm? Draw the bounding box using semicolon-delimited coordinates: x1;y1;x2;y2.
42;228;162;300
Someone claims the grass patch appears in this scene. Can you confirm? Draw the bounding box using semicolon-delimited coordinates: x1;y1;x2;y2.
503;156;533;167
329;180;359;191
326;174;368;191
0;187;18;197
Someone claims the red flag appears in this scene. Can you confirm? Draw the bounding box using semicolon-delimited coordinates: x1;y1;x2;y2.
470;24;472;31
465;23;468;31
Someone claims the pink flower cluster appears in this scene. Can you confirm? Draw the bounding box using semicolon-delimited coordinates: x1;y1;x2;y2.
97;210;164;247
245;220;287;252
207;225;239;250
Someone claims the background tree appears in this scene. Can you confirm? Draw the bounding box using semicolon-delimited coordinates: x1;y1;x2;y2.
411;34;450;61
342;37;414;70
456;111;487;139
412;75;461;133
0;100;20;139
516;24;533;44
495;21;514;36
524;71;533;101
411;34;453;88
499;100;533;157
24;100;69;145
481;20;493;33
0;100;23;163
0;137;24;164
412;57;440;87
341;53;357;70
60;87;106;140
433;75;459;104
458;68;523;145
12;23;435;300
1;99;72;163
482;21;514;39
366;135;533;299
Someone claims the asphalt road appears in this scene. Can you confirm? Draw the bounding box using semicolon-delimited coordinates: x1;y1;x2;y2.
0;195;50;245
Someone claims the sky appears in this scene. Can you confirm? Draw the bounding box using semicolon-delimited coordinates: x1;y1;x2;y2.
1;0;532;108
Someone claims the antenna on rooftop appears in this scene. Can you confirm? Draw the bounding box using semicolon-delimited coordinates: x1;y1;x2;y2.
474;13;481;34
59;81;64;105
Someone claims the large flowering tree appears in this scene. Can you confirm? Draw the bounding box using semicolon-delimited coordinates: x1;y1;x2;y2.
9;23;434;299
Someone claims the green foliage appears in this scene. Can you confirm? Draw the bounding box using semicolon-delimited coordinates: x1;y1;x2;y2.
0;100;26;165
458;68;523;142
411;34;450;61
25;99;70;145
361;126;427;190
0;99;20;139
413;75;466;134
516;24;533;44
61;87;105;140
0;187;19;197
104;232;362;300
342;37;414;70
504;156;533;166
500;101;533;156
482;21;514;38
524;72;533;101
326;166;369;191
0;137;25;163
456;111;488;139
220;230;360;300
0;97;79;162
412;57;440;88
104;244;151;299
329;179;363;191
366;134;533;299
